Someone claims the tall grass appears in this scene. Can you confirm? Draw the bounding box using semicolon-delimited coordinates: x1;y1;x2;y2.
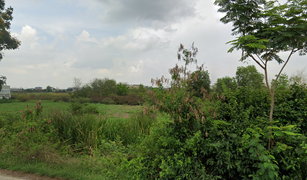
0;101;159;179
12;93;71;102
46;109;157;155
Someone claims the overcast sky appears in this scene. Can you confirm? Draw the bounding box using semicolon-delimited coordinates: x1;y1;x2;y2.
0;0;305;89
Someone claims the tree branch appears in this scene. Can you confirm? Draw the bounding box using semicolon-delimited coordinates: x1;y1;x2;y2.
264;60;272;97
272;49;295;94
256;54;265;66
249;54;265;69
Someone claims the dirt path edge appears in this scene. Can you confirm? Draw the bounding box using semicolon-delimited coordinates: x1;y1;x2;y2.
0;169;65;180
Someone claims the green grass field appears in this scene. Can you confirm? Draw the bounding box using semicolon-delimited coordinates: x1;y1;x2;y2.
0;100;168;179
0;100;69;113
0;100;143;118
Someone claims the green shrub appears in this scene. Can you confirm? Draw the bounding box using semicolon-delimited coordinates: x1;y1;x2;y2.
0;101;58;159
214;85;307;179
11;93;71;102
90;95;144;105
70;97;91;104
83;105;99;114
69;103;84;115
61;96;70;102
18;94;30;102
125;85;307;179
69;99;100;115
0;98;12;103
124;45;307;179
52;96;62;102
101;98;115;105
273;84;307;134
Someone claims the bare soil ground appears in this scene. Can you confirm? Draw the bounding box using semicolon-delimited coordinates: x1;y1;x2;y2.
0;169;65;180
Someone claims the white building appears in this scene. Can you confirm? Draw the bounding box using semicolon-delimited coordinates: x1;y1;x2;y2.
0;85;11;99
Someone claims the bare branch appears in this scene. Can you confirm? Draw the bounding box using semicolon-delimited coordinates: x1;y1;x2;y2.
256;54;265;66
272;49;295;94
249;54;265;69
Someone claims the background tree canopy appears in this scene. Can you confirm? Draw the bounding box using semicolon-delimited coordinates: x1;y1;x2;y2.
215;0;307;125
190;70;211;97
236;65;264;88
213;76;237;94
0;0;21;91
0;75;6;91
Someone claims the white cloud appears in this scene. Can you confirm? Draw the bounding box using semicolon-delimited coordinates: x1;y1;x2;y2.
19;25;40;49
1;0;305;89
125;30;170;51
129;60;143;73
76;30;98;43
63;57;78;69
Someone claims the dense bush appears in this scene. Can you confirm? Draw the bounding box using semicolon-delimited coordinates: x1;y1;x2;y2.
69;97;91;104
90;94;144;105
215;85;307;179
274;84;307;135
101;97;115;105
17;94;30;102
12;93;71;102
0;98;13;103
123;44;307;179
69;98;99;115
125;84;307;179
0;101;58;159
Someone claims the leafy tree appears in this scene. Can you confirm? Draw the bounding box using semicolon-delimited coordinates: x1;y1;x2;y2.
73;84;92;98
0;1;20;91
214;0;266;36
137;84;147;94
0;1;20;60
236;65;264;88
271;73;289;91
116;83;129;96
90;78;104;96
103;79;117;96
190;70;211;97
46;85;52;92
213;76;237;94
215;0;307;141
90;78;117;96
0;75;6;91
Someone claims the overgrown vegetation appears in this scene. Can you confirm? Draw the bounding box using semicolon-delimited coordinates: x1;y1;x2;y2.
1;47;307;179
1;0;307;179
121;43;307;179
71;78;148;105
0;99;160;179
11;92;71;102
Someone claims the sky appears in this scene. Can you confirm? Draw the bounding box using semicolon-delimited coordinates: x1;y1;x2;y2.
0;0;305;89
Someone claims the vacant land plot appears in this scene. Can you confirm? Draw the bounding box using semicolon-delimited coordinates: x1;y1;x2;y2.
0;100;143;118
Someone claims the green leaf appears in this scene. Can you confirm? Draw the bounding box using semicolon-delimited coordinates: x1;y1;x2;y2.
283;131;301;136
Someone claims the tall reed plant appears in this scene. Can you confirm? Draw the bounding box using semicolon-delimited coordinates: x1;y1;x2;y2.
47;108;157;155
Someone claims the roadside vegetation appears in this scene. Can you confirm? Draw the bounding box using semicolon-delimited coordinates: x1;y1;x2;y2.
1;0;307;179
1;43;307;179
0;99;162;179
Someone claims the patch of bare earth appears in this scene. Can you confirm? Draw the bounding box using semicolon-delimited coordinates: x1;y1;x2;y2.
0;169;65;180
